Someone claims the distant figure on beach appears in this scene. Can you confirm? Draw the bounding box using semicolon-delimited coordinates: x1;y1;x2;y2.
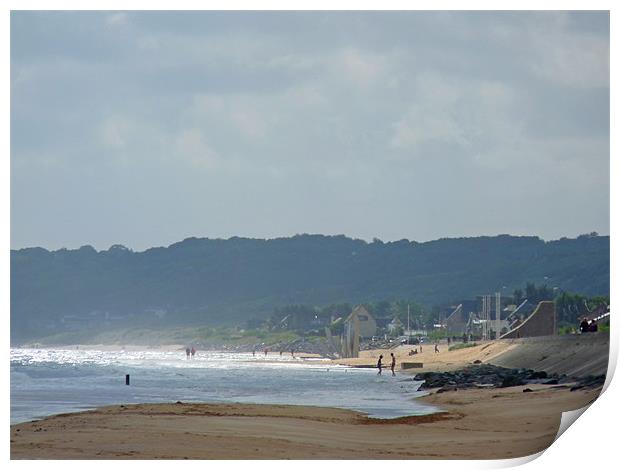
265;348;269;356
434;344;439;353
185;347;190;359
390;353;396;376
291;349;295;358
190;347;196;358
279;350;283;356
252;349;256;357
377;355;383;375
447;337;451;346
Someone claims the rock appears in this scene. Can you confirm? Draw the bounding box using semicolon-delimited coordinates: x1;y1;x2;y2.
473;360;482;364
437;386;458;393
523;388;533;393
500;375;526;388
529;371;548;379
543;379;559;385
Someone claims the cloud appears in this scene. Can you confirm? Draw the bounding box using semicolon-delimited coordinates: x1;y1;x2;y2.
105;12;128;27
10;11;610;249
174;128;221;170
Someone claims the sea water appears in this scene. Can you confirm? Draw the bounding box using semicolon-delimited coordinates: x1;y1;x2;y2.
10;348;439;424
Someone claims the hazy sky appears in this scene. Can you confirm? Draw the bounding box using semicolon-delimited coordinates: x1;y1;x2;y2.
11;11;610;251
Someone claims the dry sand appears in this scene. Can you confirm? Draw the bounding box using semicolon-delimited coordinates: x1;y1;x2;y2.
336;340;518;372
10;385;599;460
336;333;609;377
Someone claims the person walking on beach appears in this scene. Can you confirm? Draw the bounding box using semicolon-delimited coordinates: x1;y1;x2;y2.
190;347;196;358
377;355;383;375
390;352;396;376
185;347;190;359
434;343;439;354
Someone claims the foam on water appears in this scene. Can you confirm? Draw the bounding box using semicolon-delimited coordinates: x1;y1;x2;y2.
10;348;439;424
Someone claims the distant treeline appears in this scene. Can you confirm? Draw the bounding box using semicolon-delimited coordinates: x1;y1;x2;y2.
11;233;609;342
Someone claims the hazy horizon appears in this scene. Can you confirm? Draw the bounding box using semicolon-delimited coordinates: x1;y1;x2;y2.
11;230;608;253
11;11;610;251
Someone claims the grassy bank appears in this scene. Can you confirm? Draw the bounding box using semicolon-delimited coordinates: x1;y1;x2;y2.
20;326;305;349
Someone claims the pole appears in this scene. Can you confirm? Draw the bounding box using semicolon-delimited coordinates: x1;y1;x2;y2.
125;374;130;386
407;303;410;343
496;292;501;340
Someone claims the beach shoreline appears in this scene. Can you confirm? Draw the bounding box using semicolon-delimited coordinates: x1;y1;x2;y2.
10;383;600;459
13;343;325;359
11;335;608;459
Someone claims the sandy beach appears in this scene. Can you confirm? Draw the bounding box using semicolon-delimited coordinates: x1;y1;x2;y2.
10;384;600;459
11;335;607;459
335;341;517;371
11;386;599;459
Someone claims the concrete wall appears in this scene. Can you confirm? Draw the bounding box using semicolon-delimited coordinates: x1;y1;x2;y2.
500;301;556;339
491;333;609;377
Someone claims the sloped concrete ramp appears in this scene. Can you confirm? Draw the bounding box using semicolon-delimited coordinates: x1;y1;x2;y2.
490;333;609;377
500;301;556;339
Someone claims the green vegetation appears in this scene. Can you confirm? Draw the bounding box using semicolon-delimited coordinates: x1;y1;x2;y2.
558;325;578;335
427;330;448;341
555;291;609;326
27;326;302;348
11;233;609;343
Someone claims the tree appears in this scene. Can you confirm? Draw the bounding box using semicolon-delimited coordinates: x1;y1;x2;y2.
513;289;524;304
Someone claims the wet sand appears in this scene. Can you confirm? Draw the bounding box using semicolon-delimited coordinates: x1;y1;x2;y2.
10;384;599;459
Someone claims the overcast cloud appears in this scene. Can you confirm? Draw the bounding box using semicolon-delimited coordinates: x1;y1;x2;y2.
10;11;610;250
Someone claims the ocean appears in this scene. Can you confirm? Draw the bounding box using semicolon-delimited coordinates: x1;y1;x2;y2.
10;348;439;424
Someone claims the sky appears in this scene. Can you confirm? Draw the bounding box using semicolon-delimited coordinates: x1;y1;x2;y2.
10;11;610;251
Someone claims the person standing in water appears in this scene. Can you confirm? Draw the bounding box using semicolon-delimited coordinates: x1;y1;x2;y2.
185;347;190;359
390;352;396;376
377;355;383;375
190;347;196;358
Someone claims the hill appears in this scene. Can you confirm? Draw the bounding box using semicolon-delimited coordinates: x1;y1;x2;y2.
10;233;609;342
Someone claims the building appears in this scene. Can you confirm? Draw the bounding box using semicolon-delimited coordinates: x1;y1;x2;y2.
345;305;377;339
341;305;378;358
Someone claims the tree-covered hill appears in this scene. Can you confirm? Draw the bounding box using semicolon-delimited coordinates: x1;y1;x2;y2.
10;233;609;342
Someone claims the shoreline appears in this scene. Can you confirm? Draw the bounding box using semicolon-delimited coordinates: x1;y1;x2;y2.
10;384;601;459
12;343;325;358
11;335;608;458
